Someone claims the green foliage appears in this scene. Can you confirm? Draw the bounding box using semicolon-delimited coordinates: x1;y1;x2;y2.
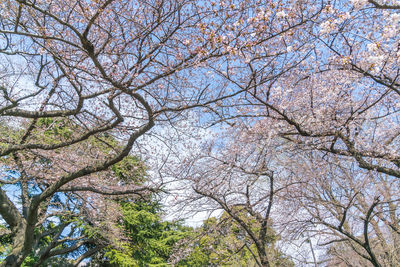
0;225;11;261
92;204;293;267
21;254;74;267
20;254;39;267
177;215;257;267
36;118;74;143
111;156;147;184
95;199;192;267
0;121;23;164
177;211;294;267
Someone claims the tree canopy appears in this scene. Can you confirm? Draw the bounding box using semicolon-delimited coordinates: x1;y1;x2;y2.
1;0;400;266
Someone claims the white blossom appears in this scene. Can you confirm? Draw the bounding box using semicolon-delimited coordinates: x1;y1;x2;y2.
351;0;369;8
276;11;287;18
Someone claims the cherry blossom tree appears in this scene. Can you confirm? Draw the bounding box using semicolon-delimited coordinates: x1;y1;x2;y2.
0;0;296;265
289;152;400;267
175;126;302;267
0;119;156;266
2;0;397;265
205;2;400;265
219;0;400;179
178;124;400;267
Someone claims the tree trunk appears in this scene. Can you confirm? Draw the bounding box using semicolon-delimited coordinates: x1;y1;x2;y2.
259;251;270;267
2;220;36;267
2;228;29;267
